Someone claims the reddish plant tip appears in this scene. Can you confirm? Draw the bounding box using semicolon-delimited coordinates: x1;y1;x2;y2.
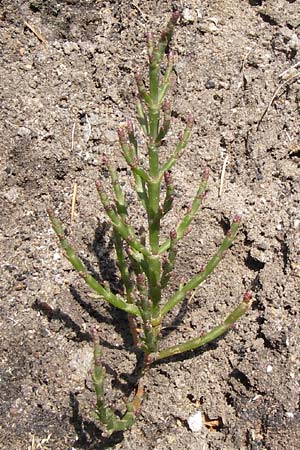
178;131;184;141
168;50;174;62
117;126;127;143
186;113;195;127
202;167;210;180
126;119;134;133
95;179;102;189
233;214;242;224
170;229;177;240
91;327;98;342
102;155;110;166
135;71;143;85
137;273;145;284
171;11;180;24
164;170;172;184
243;290;253;303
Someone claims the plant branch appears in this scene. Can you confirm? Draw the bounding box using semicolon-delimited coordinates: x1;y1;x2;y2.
48;209;140;317
153;291;252;361
159;215;241;318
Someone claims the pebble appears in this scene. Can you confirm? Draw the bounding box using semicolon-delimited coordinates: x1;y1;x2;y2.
182;8;196;23
4;187;20;203
187;411;203;432
63;41;79;55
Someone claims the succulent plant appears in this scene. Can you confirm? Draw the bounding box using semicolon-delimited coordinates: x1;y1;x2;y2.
48;12;251;435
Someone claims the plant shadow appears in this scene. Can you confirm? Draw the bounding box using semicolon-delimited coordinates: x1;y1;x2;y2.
69;392;125;450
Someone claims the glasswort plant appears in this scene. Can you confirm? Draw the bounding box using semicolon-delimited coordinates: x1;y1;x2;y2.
48;12;251;434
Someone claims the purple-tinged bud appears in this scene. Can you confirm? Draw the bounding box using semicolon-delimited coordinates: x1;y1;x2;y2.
124;245;132;255
233;214;242;224
136;273;145;285
164;170;172;185
243;290;253;303
91;327;98;342
147;31;152;44
163;99;171;112
117;126;127;144
202;167;210;180
170;229;177;241
102;155;110;167
95;179;102;190
126;119;134;134
178;131;184;141
135;71;143;86
186;113;195;128
171;11;180;25
168;50;174;63
200;191;207;200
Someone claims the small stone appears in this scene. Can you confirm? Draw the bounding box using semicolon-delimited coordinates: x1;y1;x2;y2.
4;187;20;203
17;126;31;137
266;365;273;373
187;411;203;432
199;21;218;34
182;8;196;23
63;41;79;55
205;79;216;89
293;218;300;229
53;251;61;261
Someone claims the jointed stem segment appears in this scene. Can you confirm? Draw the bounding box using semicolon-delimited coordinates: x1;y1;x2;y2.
48;12;250;435
92;329;143;434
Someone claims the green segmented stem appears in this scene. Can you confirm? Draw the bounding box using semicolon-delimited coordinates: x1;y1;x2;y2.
159;168;209;254
154;291;252;361
96;181;151;258
92;331;143;433
48;209;141;316
159;217;241;318
160;116;194;176
160;230;177;289
104;156;128;219
137;98;149;135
